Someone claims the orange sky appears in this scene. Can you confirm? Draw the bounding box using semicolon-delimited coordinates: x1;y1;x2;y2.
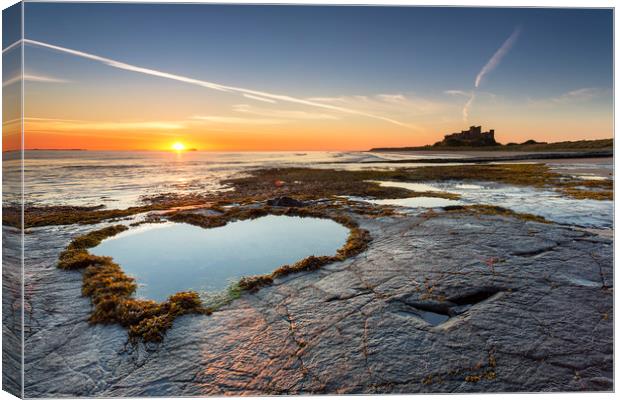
3;5;613;152
10;112;612;152
8;75;612;152
3;44;613;152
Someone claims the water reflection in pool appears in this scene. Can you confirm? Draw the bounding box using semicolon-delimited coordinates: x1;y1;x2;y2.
91;215;350;301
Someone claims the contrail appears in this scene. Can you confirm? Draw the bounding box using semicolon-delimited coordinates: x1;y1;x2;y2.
462;92;476;122
22;39;412;129
463;26;520;122
243;94;276;103
3;74;69;87
2;39;21;53
474;27;521;88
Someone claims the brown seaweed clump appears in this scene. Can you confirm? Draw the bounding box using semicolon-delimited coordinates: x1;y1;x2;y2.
57;225;128;270
57;225;207;342
57;205;372;342
6;163;611;230
6;193;211;229
225;163;612;202
442;205;549;224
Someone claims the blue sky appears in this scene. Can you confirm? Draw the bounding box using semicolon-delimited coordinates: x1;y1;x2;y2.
12;3;614;150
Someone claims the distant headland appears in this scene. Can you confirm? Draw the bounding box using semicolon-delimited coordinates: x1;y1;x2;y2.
370;125;613;152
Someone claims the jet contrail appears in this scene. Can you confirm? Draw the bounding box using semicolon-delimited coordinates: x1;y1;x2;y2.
22;39;412;129
463;26;521;122
2;39;21;53
462;92;476;122
474;27;521;88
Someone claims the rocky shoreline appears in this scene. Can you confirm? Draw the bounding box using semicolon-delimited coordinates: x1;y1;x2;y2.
360;151;613;164
16;206;613;396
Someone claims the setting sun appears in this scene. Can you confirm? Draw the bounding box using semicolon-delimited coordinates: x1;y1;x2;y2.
171;142;186;151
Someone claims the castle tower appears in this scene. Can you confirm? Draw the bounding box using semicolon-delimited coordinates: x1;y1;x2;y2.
470;126;482;135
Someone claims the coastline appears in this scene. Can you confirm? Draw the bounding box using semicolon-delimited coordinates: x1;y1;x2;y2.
9;158;614;396
358;150;613;164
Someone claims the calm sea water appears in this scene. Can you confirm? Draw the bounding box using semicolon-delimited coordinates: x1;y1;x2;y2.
11;150;404;208
10;150;484;208
2;150;613;228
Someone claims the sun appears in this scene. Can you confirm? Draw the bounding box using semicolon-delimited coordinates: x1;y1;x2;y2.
171;142;186;151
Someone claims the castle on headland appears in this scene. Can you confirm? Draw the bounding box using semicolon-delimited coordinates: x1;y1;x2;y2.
434;126;498;147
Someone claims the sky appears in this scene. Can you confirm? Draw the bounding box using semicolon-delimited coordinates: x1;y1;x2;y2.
2;3;613;151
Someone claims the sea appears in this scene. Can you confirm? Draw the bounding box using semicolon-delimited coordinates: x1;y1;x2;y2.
2;150;614;229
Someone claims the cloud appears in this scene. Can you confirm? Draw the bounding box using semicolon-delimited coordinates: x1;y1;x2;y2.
444;90;472;97
551;88;605;103
320;93;444;117
3;73;70;87
305;96;347;103
24;117;185;131
23;39;412;129
192;105;340;124
232;104;339;120
527;87;609;108
376;94;407;103
475;27;521;88
191;115;285;125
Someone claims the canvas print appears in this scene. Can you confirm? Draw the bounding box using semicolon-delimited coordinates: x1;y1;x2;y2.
2;2;614;397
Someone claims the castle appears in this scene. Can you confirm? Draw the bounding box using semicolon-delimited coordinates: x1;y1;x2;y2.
435;126;497;147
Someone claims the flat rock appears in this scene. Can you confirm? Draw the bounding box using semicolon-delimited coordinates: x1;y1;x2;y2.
10;210;613;396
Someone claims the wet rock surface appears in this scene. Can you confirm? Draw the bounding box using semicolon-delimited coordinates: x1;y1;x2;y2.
266;196;306;208
2;227;23;397
20;211;613;396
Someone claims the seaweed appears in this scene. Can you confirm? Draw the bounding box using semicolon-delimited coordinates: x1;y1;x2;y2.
225;164;613;202
67;225;129;249
56;224;207;342
10;163;609;230
56;203;372;342
442;205;549;223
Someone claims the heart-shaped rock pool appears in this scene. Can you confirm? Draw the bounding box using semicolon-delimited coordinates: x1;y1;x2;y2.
91;215;350;301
